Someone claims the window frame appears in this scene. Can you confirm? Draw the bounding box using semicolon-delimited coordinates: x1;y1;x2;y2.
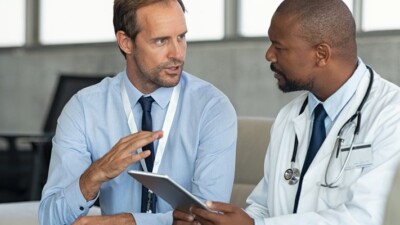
1;0;399;49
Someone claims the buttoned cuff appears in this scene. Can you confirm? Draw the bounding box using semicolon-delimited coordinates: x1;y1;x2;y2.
64;178;98;216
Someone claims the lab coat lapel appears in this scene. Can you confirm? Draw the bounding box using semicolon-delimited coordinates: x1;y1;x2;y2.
297;69;371;212
313;70;370;166
292;109;310;167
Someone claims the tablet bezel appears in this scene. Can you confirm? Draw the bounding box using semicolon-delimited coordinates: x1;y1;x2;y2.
127;170;211;214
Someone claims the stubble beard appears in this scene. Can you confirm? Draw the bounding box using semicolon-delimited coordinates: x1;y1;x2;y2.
147;60;184;88
270;64;312;93
133;53;184;90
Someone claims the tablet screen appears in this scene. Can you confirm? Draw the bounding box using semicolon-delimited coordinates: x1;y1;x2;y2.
128;170;212;214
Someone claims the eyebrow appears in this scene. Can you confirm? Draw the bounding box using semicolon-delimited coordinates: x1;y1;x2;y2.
150;30;188;41
179;30;188;36
270;39;284;47
152;35;169;41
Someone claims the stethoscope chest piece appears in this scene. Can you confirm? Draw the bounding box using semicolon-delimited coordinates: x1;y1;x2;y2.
284;167;300;185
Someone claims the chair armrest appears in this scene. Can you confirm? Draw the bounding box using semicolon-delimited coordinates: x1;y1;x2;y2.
0;201;101;225
0;133;53;201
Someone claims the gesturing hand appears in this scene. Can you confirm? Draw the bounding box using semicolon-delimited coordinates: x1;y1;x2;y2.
80;130;163;200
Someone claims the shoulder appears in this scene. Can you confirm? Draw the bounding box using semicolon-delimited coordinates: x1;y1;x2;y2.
365;71;400;123
179;71;236;120
371;71;400;102
60;73;123;117
58;73;123;128
76;73;121;98
180;71;217;90
73;73;122;104
275;92;308;122
180;71;232;105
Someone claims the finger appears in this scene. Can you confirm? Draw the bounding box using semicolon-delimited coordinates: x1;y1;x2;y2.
116;131;163;157
191;207;220;223
173;221;198;225
193;216;212;225
206;200;236;213
130;149;151;163
124;131;163;152
119;130;163;145
173;209;195;222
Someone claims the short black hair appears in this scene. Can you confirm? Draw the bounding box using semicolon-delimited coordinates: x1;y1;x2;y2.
275;0;357;59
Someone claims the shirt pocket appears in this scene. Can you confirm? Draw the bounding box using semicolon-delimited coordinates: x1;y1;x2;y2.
318;166;363;208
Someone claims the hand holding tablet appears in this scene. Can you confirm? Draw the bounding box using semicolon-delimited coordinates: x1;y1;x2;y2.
128;170;215;214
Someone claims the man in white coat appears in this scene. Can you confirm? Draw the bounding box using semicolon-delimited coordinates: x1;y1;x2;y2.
173;0;400;224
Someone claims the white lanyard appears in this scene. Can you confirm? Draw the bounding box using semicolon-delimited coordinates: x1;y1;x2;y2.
121;79;180;173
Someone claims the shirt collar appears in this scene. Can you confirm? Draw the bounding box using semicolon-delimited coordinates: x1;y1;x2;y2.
122;69;175;109
308;58;368;121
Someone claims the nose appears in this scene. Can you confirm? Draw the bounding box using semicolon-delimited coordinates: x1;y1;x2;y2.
265;44;276;63
168;40;186;62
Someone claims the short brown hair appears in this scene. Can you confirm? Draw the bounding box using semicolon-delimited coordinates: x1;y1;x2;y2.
113;0;185;40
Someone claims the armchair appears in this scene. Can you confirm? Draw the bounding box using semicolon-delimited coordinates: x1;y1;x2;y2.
0;74;108;202
230;116;274;208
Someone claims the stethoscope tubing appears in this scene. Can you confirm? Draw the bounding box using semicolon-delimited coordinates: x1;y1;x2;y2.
285;65;374;188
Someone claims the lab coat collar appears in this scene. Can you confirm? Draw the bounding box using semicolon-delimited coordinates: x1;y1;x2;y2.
307;58;368;125
305;64;372;178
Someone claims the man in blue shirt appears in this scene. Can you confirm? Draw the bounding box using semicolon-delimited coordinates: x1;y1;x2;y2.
38;0;237;224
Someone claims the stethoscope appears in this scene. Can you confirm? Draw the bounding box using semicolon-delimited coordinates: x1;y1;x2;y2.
284;65;374;188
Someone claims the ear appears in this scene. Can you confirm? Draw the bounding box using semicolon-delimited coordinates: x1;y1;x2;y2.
116;31;134;55
315;43;331;67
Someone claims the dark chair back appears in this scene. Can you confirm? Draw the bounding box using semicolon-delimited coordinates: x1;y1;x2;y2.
0;74;111;203
42;75;107;134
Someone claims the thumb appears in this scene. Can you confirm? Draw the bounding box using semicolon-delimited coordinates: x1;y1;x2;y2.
206;200;235;213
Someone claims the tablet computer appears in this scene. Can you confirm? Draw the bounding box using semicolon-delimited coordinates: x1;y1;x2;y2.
128;170;212;214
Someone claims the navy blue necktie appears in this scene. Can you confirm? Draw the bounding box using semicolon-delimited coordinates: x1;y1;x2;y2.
293;104;327;213
138;96;157;213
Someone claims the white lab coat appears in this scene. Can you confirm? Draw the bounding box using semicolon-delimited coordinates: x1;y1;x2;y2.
246;66;400;225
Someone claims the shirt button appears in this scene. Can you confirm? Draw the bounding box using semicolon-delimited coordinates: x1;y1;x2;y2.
79;206;84;211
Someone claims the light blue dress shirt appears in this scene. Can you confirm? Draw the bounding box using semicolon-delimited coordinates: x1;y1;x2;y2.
39;70;237;225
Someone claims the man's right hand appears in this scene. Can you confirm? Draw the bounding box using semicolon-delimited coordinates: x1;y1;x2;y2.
79;130;163;201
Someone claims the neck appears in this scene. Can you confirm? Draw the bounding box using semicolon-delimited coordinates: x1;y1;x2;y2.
126;67;158;95
312;60;358;101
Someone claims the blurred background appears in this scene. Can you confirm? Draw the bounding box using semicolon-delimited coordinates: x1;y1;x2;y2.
0;0;400;202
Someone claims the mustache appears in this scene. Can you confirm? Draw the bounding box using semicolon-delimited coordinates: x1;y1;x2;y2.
270;64;281;74
270;63;287;77
161;59;184;68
